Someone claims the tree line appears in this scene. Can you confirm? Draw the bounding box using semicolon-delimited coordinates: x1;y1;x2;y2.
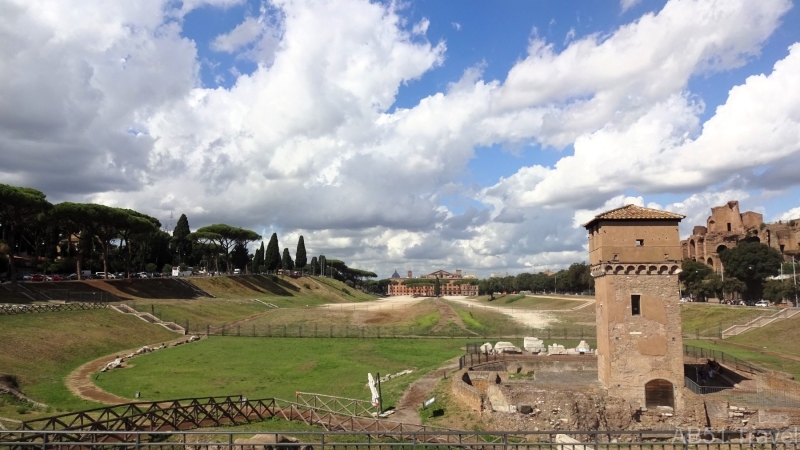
0;183;351;282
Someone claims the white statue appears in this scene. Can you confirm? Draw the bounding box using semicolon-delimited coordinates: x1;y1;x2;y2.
367;373;380;408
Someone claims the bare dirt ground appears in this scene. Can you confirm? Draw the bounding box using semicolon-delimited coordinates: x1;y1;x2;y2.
445;296;561;328
319;294;426;311
431;299;479;335
392;357;462;424
319;295;428;327
444;294;595;328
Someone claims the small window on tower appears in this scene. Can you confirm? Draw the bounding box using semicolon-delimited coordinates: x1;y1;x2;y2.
727;223;732;232
636;239;644;246
631;295;641;316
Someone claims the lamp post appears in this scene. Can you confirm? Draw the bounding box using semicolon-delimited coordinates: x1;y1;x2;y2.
793;256;798;307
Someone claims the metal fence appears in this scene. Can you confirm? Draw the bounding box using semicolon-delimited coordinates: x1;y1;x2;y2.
685;376;800;408
682;344;764;374
7;428;800;449
190;323;597;340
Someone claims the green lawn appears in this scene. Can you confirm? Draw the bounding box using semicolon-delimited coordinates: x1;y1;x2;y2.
95;337;466;409
0;309;178;420
680;304;771;338
728;315;800;360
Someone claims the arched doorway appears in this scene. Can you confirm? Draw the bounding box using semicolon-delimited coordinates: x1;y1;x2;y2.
645;379;674;408
707;258;714;269
689;240;696;258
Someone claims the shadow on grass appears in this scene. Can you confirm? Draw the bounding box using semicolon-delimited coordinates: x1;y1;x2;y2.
106;279;196;299
227;275;299;296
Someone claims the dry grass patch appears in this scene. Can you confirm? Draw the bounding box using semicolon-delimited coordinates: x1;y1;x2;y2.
124;298;269;328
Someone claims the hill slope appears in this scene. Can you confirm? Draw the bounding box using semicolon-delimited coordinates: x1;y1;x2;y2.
0;308;178;419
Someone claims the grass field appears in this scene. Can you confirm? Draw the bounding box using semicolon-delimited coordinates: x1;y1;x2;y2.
0;309;178;419
680;304;771;337
95;337;466;409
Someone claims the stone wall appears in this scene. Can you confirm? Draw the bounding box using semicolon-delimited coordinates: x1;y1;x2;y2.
596;272;684;410
451;369;485;411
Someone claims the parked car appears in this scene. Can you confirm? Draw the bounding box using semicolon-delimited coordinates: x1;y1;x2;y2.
95;272;117;279
755;300;771;307
135;272;150;278
46;275;64;281
30;274;45;282
68;273;79;280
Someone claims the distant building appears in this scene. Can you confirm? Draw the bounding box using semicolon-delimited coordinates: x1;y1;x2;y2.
681;200;800;271
387;269;479;296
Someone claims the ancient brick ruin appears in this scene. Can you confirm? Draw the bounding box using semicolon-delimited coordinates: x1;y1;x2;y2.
681;200;800;271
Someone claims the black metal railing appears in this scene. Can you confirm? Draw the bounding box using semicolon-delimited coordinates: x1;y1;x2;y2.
683;344;764;374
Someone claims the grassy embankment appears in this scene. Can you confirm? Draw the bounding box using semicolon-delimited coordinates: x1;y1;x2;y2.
120;275;379;331
0;309;178;420
680;304;773;338
95;337;465;409
189;274;376;304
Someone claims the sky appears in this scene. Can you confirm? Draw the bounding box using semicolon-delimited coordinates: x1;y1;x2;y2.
1;0;800;278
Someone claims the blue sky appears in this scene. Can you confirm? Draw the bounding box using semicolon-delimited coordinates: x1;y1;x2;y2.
2;0;800;277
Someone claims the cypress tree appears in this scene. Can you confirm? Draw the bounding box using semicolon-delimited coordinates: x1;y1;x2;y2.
310;256;318;276
253;241;265;273
434;276;441;296
281;248;294;270
295;236;307;271
264;233;281;272
319;255;327;277
172;214;191;263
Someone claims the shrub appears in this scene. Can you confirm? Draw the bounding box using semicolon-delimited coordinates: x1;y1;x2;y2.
342;288;350;295
345;280;354;287
163;264;173;274
303;283;311;289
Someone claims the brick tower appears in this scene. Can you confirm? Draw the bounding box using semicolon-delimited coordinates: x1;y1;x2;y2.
583;205;685;411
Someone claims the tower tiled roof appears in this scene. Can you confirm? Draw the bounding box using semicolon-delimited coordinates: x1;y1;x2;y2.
583;204;685;228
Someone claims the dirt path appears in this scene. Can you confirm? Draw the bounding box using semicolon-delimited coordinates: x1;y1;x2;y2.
392;357;461;424
431;299;479;336
65;336;197;405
